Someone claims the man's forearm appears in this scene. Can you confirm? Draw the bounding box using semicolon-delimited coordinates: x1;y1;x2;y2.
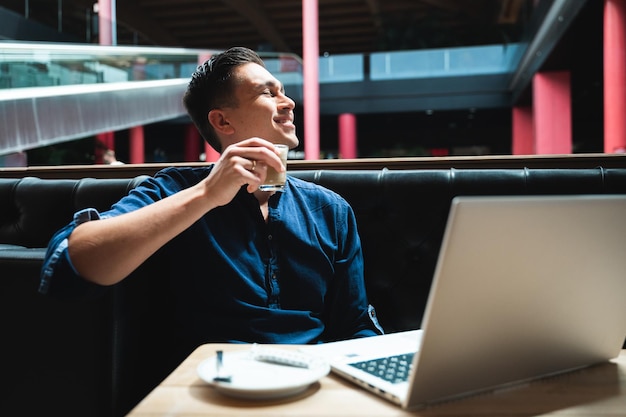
68;184;214;286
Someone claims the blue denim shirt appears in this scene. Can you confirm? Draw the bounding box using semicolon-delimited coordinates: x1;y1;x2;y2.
40;166;382;344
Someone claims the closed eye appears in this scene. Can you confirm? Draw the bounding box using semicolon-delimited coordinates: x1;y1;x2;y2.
258;80;283;97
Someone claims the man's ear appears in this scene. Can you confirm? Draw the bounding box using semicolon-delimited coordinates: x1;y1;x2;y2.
208;109;235;135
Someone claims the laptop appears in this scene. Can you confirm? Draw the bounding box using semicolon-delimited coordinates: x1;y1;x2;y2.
302;195;626;409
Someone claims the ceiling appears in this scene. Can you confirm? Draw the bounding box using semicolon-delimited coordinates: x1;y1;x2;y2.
3;0;530;56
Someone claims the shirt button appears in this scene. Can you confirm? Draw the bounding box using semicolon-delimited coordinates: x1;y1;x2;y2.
272;274;277;280
268;234;273;240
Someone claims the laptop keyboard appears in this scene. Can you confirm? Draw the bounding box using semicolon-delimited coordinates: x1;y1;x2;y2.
349;353;415;384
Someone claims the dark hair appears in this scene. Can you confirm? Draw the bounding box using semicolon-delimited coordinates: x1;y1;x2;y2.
182;47;265;153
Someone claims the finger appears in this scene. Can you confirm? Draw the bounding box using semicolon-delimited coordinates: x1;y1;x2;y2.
237;137;275;149
216;155;261;187
227;144;285;174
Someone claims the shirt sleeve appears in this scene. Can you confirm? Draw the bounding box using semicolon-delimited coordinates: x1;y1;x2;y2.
38;208;108;299
38;169;191;299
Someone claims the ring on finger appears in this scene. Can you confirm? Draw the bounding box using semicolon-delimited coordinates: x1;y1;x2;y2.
250;160;257;172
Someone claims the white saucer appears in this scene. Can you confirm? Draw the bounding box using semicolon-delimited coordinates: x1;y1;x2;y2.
197;350;330;400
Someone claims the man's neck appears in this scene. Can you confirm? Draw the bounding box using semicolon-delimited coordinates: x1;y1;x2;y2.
253;189;274;204
253;189;274;222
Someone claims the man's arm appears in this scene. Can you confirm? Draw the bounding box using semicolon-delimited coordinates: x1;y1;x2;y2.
68;138;284;286
69;183;214;285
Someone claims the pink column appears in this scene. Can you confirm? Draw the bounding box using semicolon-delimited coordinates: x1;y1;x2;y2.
338;113;357;158
533;71;572;154
195;52;221;163
129;126;145;164
604;0;626;153
184;124;201;162
96;131;115;150
98;1;130;163
204;142;220;162
511;106;534;155
95;131;114;164
98;0;113;46
302;0;320;159
96;0;113;162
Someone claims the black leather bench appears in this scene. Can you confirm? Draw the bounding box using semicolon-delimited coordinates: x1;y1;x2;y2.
2;167;625;417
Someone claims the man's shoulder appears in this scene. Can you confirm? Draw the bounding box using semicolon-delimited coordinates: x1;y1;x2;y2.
152;165;212;186
286;174;332;193
286;175;349;206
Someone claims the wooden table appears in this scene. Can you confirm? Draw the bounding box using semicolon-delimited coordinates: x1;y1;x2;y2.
127;345;626;416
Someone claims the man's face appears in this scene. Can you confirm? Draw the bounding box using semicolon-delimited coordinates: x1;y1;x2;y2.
218;63;299;149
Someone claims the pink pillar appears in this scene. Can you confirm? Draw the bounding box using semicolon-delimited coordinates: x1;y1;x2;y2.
95;131;114;164
204;142;220;162
302;0;320;159
604;0;626;153
184;124;201;162
338;113;357;158
533;71;572;154
96;0;126;163
195;52;221;163
511;106;534;155
129;126;145;164
96;131;115;150
98;0;113;46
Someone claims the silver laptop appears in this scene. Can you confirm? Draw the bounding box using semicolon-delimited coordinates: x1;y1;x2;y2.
303;195;626;409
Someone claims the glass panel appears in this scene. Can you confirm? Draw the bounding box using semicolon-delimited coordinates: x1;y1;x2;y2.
0;43;303;89
319;54;364;83
370;44;523;80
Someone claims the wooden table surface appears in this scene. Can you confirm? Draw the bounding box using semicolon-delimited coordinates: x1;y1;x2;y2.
127;344;626;416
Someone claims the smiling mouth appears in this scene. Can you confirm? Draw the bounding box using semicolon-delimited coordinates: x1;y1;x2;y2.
276;118;294;127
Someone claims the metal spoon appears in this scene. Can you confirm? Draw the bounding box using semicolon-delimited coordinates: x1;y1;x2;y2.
213;350;232;383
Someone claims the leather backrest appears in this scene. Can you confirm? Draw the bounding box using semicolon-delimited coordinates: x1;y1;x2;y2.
0;175;149;417
290;168;626;331
0;176;149;248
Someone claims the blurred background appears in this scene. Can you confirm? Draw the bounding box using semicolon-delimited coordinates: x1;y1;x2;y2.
0;1;608;165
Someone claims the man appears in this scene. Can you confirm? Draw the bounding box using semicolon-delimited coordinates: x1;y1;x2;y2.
40;47;382;346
